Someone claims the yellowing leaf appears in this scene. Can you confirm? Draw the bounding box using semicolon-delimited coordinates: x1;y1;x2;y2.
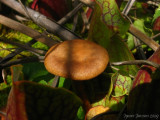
86;106;110;120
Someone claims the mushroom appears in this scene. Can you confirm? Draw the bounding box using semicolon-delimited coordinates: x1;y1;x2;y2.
44;39;109;80
44;39;109;112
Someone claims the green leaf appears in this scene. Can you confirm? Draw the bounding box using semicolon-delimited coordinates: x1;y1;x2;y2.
111;73;132;97
108;35;139;76
32;42;48;51
153;5;160;23
6;81;82;120
134;19;146;33
84;73;112;107
95;0;130;34
76;106;85;120
58;77;71;89
22;62;54;85
0;42;14;58
127;33;135;50
103;73;131;111
88;0;138;76
108;96;125;111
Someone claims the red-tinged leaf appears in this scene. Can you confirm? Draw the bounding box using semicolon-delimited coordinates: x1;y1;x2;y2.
6;81;82;120
88;0;138;76
127;70;160;115
127;48;160;115
94;0;130;34
153;16;160;31
6;82;27;120
132;47;160;88
31;0;72;21
86;106;110;120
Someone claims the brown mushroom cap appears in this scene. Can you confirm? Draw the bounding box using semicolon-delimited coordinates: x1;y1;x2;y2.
44;39;109;80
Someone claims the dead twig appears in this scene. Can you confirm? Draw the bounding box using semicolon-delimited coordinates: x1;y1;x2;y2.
11;14;29;22
79;0;94;8
17;0;32;19
129;24;159;51
0;14;57;47
151;33;160;39
0;37;46;55
0;56;44;68
71;0;79;32
0;111;6;116
58;3;84;25
122;0;146;59
0;0;80;40
52;76;59;87
0;40;36;64
111;60;160;69
78;0;160;51
122;0;136;16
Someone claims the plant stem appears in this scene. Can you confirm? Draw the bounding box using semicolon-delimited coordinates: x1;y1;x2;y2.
111;60;160;69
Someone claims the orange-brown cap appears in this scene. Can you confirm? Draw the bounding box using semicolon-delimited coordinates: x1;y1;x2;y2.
44;39;109;80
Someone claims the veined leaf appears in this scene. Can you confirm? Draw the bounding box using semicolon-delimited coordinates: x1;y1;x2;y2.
127;70;160;114
6;81;82;120
108;96;125;111
112;73;132;97
88;0;138;76
95;0;130;34
132;47;160;88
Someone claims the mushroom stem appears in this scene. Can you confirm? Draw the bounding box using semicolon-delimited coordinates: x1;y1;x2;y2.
72;81;91;112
